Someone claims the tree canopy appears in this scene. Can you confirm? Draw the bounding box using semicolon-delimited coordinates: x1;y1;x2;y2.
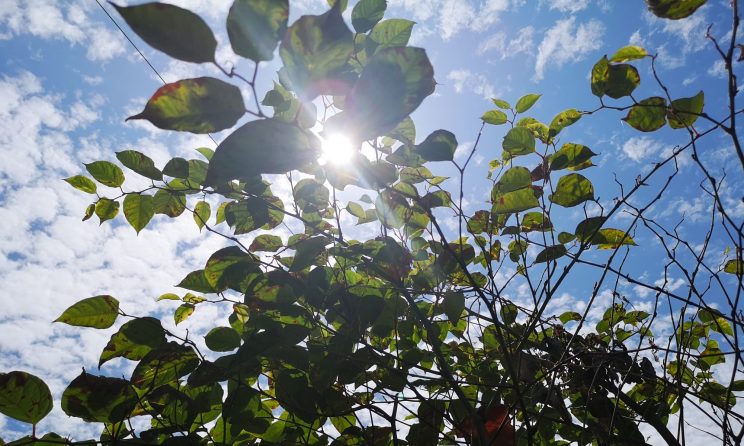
1;0;743;445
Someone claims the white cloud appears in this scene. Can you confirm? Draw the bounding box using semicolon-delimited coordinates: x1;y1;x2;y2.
621;136;663;162
390;0;514;40
478;26;535;57
544;0;591;13
708;59;727;78
534;17;604;81
447;69;496;99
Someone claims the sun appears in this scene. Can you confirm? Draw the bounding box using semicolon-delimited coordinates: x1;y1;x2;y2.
319;133;355;166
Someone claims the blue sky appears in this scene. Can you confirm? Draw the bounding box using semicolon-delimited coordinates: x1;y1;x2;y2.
0;0;741;443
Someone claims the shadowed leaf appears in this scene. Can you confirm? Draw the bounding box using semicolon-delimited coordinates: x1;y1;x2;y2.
0;371;53;425
227;0;288;62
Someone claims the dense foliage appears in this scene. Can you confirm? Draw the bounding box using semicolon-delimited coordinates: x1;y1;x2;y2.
1;0;742;445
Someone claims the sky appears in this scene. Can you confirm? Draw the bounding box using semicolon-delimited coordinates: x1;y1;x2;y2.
0;0;742;443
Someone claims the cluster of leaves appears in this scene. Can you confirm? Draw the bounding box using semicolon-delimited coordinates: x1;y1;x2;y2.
2;0;742;445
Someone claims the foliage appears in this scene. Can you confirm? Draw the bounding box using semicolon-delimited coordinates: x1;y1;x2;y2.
2;0;743;445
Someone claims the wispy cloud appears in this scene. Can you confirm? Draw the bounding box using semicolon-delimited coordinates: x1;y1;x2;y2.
446;69;497;99
533;16;604;81
478;26;535;57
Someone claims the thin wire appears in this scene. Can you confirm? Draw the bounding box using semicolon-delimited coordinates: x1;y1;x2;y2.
93;0;218;147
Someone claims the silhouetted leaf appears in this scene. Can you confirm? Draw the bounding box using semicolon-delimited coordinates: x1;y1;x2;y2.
227;0;288;62
54;295;119;329
279;3;355;98
414;130;457;162
536;245;567;263
113;2;217;63
205;119;321;185
127;78;245;133
62;371;137;423
442;291;465;323
130;342;199;389
0;371;52;425
352;0;387;33
205;327;241;352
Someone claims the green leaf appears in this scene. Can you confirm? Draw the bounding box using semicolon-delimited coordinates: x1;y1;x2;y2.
82;203;95;221
224;197;284;235
559;311;582;324
54;295;120;329
414;130;458;162
549;143;597;171
491;98;510;109
64;175;97;194
521;212;552;232
493;167;532;195
205;327;241;352
502;126;536;157
279;4;355;98
153;189;186;217
95;198;120;224
388;116;416;145
290;236;328;272
590;228;637;249
227;0;288;62
549;109;582;137
549;173;594;207
645;0;707;20
99;317;167;367
724;259;743;276
162;157;190;178
558;231;576;244
610;45;648;62
368;19;414;52
0;371;52;425
515;93;541;113
442;291;465;323
482;109;508;125
535;245;567;263
624;97;667;132
177;269;217;293
330;46;435;141
352;0;387;33
131;342;199;389
205;119;320;186
667;91;704;129
115;150;162;181
607;63;640;99
86;161;124;188
196;147;214;160
590;56;609;97
492;188;539;214
127;77;245;134
112;2;216;63
123;194;154;234
204;246;257;288
61;371;137;423
250;234;283;252
193;200;211;230
375;190;409;228
174;303;195;325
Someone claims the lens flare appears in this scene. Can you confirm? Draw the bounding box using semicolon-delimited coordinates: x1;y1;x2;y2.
319;133;355;165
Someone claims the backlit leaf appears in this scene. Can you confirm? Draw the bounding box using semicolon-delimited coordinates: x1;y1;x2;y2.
250;234;283;252
481;109;508;125
123;194;154;234
193;200;211;230
645;0;707;19
351;0;387;33
442;291;465;323
227;0;288;62
113;2;216;63
130;342;199;388
515;93;541;113
205;119;321;185
549;143;597;171
491;98;510;109
279;3;355;98
61;371;137;423
724;259;743;276
549;173;594;207
86;161;124;188
54;295;119;329
624;97;667;132
610;45;648;62
0;371;52;424
502;127;535;157
153;189;186;217
95;198;120;224
549;108;582;137
667;90;704;129
368;19;413;52
99;317;166;367
290;236;328;272
116;150;163;181
64;175;97;194
126;77;245;134
492;188;539;214
493;167;532;195
174;304;195;325
591;228;637;249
